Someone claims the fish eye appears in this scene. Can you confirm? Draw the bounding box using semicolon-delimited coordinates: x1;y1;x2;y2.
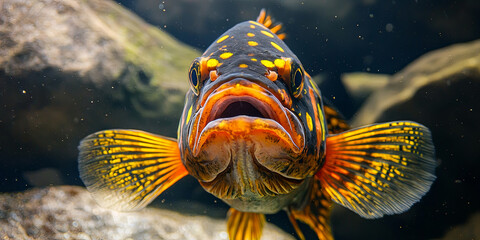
188;58;201;95
290;62;304;97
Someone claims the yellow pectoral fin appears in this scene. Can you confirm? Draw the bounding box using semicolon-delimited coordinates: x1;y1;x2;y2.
227;208;266;240
78;129;188;211
317;121;436;219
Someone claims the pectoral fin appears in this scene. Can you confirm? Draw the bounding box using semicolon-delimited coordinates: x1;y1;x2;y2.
78;129;188;211
317;121;436;218
288;180;333;240
227;208;266;240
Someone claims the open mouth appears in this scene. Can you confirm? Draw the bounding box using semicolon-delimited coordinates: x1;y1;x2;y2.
189;79;305;156
217;100;266;119
208;96;277;123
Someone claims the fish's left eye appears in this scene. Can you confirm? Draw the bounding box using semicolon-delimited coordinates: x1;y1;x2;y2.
273;57;304;97
290;62;304;97
188;58;201;95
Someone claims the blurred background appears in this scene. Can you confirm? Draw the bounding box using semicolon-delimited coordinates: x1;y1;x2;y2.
115;0;480;117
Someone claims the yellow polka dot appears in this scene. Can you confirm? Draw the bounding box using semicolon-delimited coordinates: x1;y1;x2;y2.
220;52;233;59
270;42;285;52
251;58;257;62
207;58;219;69
249;21;265;27
239;64;248;68
247;33;255;37
274;58;285;69
261;60;275;68
186;106;192;124
306;112;313;131
250;25;255;29
216;35;229;43
248;41;258;46
261;30;274;38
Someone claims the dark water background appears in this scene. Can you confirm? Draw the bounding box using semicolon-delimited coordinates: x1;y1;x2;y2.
2;0;480;239
116;0;480;119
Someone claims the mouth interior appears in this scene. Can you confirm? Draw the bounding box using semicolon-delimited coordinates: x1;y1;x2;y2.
218;101;267;119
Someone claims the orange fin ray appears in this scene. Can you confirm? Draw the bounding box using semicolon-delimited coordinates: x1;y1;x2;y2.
288;180;334;240
256;9;286;40
227;208;266;240
317;121;436;218
78;129;188;211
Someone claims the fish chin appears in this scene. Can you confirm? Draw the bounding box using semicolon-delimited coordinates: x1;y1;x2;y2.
195;116;307;203
183;80;310;201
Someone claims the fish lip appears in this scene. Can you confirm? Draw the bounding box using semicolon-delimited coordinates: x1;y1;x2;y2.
198;73;292;110
190;78;305;157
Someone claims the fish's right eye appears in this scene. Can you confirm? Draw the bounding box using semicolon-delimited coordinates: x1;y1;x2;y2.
188;58;201;95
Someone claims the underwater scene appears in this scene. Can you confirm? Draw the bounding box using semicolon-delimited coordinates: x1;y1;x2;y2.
1;0;479;239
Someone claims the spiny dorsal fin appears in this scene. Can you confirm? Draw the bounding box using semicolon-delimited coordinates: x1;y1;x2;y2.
288;180;334;240
227;208;266;240
256;9;286;40
78;129;188;211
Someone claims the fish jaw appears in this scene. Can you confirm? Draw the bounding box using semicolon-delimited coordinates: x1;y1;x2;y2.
195;122;311;213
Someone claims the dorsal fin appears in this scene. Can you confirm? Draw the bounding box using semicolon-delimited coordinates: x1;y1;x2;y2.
256;9;286;40
322;99;350;134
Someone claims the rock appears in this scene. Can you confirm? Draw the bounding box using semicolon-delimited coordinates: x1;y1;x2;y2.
341;39;480;239
0;0;199;184
0;186;295;240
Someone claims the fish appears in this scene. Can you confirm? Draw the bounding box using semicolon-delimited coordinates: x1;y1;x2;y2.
78;9;436;240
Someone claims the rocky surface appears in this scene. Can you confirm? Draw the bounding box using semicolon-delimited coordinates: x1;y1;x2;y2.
0;186;294;240
0;0;199;188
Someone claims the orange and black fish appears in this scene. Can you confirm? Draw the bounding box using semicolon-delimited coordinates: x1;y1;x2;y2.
78;10;436;240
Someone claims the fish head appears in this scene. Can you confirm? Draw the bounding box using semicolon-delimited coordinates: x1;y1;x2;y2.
177;21;327;211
